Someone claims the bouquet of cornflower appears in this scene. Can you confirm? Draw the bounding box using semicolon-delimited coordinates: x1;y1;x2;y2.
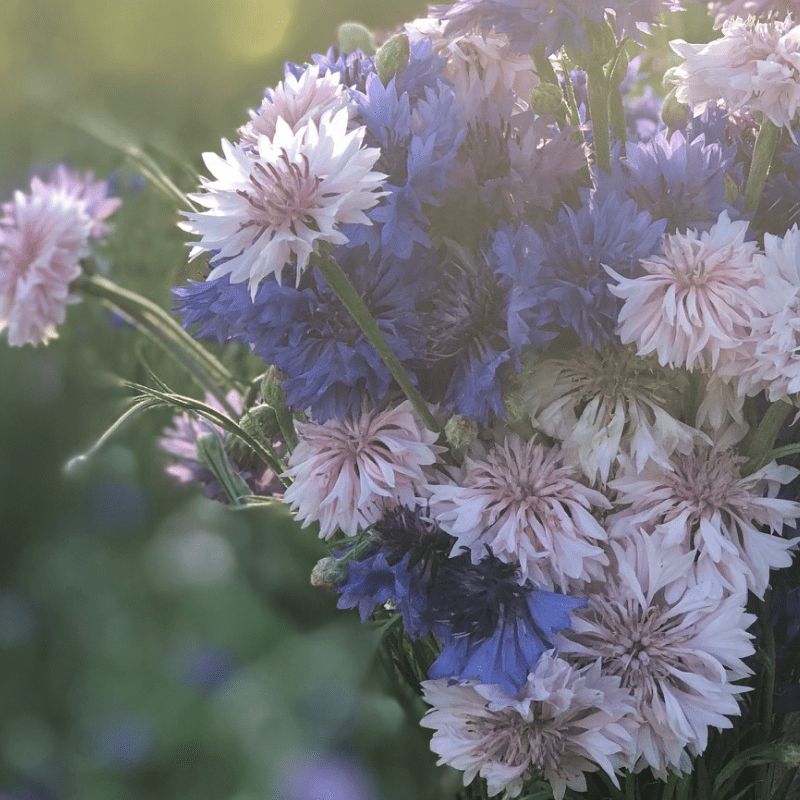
6;0;800;797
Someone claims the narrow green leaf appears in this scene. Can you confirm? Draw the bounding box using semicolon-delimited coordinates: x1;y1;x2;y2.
196;432;252;506
769;767;799;800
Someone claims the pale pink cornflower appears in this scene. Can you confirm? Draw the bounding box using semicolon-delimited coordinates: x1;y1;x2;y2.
730;225;800;402
516;344;704;485
30;165;122;239
282;400;442;539
405;19;539;121
607;212;763;372
709;2;798;28
181;107;386;297
237;65;346;148
608;440;800;597
670;15;800;136
0;186;92;346
426;435;610;591
421;654;634;800
557;533;756;780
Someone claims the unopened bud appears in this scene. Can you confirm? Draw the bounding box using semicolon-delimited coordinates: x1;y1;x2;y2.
780;743;800;768
529;83;568;118
337;22;376;55
261;366;287;410
660;88;689;131
376;33;410;85
311;557;341;589
445;415;479;451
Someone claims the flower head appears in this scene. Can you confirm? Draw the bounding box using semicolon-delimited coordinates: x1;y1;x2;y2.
557;532;756;779
0;184;92;346
421;655;634;799
282;400;441;539
608;212;763;371
670;15;800;136
708;1;798;29
428;435;610;590
181;108;386;296
608;442;800;597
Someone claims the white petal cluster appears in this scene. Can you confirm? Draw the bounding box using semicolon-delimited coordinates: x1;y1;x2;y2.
237;64;346;147
608;443;800;597
557;533;756;780
670;15;800;134
517;345;704;485
181;107;386;297
406;18;539;121
426;435;610;590
282;400;442;539
709;1;798;29
608;212;763;372
0;187;91;346
421;654;634;800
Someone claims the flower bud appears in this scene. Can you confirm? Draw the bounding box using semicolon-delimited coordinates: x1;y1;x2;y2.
660;87;689;131
376;33;410;85
529;83;568;119
311;556;341;589
337;22;376;55
261;366;287;410
445;415;479;451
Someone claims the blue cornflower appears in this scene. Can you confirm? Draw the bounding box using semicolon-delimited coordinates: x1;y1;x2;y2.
345;41;464;261
421;246;513;422
336;507;455;640
302;49;376;93
426;549;585;695
519;188;665;348
609;130;737;234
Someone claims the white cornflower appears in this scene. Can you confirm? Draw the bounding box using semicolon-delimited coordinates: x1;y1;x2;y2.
731;225;800;402
516;344;704;485
282;400;442;539
237;64;346;147
608;440;800;597
709;2;798;29
421;654;634;800
608;212;763;372
0;186;91;347
181;107;386;297
406;19;539;120
670;15;800;135
557;533;756;780
427;435;610;591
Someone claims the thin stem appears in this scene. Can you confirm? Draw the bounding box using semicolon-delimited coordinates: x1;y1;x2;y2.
609;82;626;142
761;591;776;743
75;273;238;414
532;46;559;85
559;57;582;128
315;255;440;433
586;67;611;173
744;119;781;214
743;400;792;475
764;442;800;463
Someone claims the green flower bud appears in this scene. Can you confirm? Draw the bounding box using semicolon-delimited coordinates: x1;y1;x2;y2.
660;87;689;132
529;83;568;118
444;414;479;451
376;33;410;85
569;18;617;69
337;22;376;55
311;556;341;589
260;366;287;410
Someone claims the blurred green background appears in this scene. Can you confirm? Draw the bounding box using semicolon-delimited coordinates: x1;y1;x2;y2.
0;3;714;800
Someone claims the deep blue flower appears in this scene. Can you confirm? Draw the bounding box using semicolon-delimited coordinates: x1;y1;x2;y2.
426;549;585;695
608;130;737;234
515;188;665;348
300;49;376;93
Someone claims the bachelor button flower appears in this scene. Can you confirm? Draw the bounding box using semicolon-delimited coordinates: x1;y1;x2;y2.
425;549;586;693
427;435;610;591
733;226;800;401
670;15;800;137
516;343;704;484
180;107;386;297
282;400;442;539
608;441;800;597
0;183;92;346
526;189;666;348
557;532;756;780
708;1;798;29
607;212;763;372
238;64;345;148
431;0;681;58
421;655;634;800
611;130;736;234
30;165;122;239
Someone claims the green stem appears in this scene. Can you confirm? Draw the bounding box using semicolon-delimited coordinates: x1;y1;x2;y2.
586;67;611;173
559;57;582;129
761;591;776;744
75;273;239;414
743;400;792;475
744;119;781;214
315;256;440;433
609;82;626;142
532;46;559;85
763;442;800;463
